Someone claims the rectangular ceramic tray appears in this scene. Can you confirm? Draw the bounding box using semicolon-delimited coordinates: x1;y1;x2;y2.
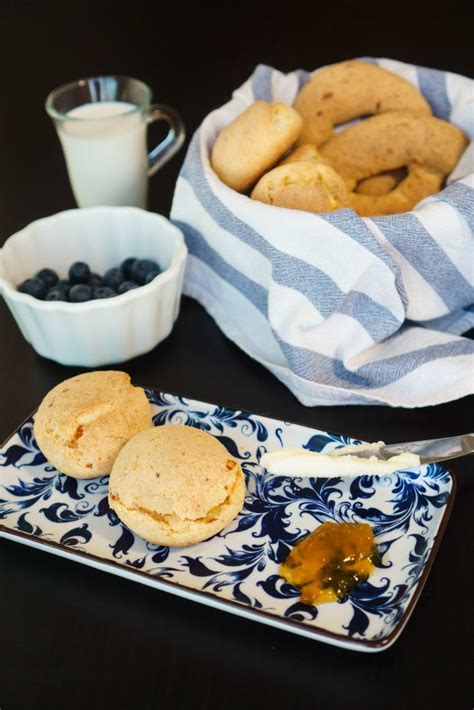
0;389;455;652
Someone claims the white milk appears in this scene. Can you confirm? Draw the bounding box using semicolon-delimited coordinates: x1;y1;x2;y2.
57;101;148;208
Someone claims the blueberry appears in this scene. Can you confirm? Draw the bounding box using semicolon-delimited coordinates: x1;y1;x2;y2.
131;259;160;285
121;257;137;278
144;268;161;285
18;277;47;299
117;280;139;294
69;261;91;284
57;279;71;296
103;267;125;290
36;268;58;289
68;284;92;302
88;273;103;289
93;286;116;299
44;287;66;301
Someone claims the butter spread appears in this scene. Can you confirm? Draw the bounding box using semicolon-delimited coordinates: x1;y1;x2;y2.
260;442;420;477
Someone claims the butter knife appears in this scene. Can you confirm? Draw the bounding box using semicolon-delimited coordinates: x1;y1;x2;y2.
354;433;474;465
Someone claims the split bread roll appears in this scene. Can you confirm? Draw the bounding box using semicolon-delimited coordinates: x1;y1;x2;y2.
34;371;152;479
211;100;303;192
109;424;246;547
251;161;349;213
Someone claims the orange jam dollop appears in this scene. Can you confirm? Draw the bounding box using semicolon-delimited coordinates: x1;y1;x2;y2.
280;522;380;605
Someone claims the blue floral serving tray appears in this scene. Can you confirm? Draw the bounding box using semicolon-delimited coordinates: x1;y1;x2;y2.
0;389;455;652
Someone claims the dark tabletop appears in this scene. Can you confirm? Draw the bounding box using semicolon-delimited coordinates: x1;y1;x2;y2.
0;3;473;709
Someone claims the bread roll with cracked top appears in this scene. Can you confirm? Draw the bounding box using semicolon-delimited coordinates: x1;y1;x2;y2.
34;371;152;479
109;424;246;547
251;161;349;213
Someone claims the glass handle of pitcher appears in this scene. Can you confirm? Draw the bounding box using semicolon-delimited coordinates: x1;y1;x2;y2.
147;104;185;177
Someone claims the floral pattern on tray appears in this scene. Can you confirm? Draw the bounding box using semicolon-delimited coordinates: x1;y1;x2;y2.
0;389;454;650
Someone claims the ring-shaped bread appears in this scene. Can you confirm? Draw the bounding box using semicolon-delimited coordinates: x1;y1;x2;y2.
282;145;404;197
319;111;467;215
356;169;405;196
294;61;432;146
348;165;443;216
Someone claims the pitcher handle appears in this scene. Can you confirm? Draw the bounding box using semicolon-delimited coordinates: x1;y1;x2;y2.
147;104;185;177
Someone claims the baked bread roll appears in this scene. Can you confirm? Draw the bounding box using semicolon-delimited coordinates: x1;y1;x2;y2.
211;100;303;192
34;371;152;479
109;424;246;547
251;161;349;213
294;60;432;146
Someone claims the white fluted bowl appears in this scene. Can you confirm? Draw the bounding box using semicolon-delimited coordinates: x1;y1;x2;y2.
0;207;187;366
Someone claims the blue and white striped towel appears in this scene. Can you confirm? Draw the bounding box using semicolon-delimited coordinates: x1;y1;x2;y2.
171;58;474;407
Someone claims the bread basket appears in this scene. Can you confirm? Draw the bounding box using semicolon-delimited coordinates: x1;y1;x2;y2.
171;58;474;407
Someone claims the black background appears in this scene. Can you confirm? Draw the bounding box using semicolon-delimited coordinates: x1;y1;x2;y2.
0;3;473;709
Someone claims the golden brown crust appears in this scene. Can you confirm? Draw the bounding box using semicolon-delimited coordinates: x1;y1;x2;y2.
108;425;246;547
319;111;468;189
251;161;349;213
294;60;432;146
210;100;303;192
209;63;465;218
280;143;327;166
348;164;443;216
34;371;152;479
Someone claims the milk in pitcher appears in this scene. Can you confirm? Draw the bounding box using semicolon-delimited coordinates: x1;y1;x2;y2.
57;102;148;207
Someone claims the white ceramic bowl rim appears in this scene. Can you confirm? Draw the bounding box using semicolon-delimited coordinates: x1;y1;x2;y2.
0;207;187;312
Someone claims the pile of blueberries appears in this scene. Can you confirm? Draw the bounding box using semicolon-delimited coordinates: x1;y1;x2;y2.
17;258;161;302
